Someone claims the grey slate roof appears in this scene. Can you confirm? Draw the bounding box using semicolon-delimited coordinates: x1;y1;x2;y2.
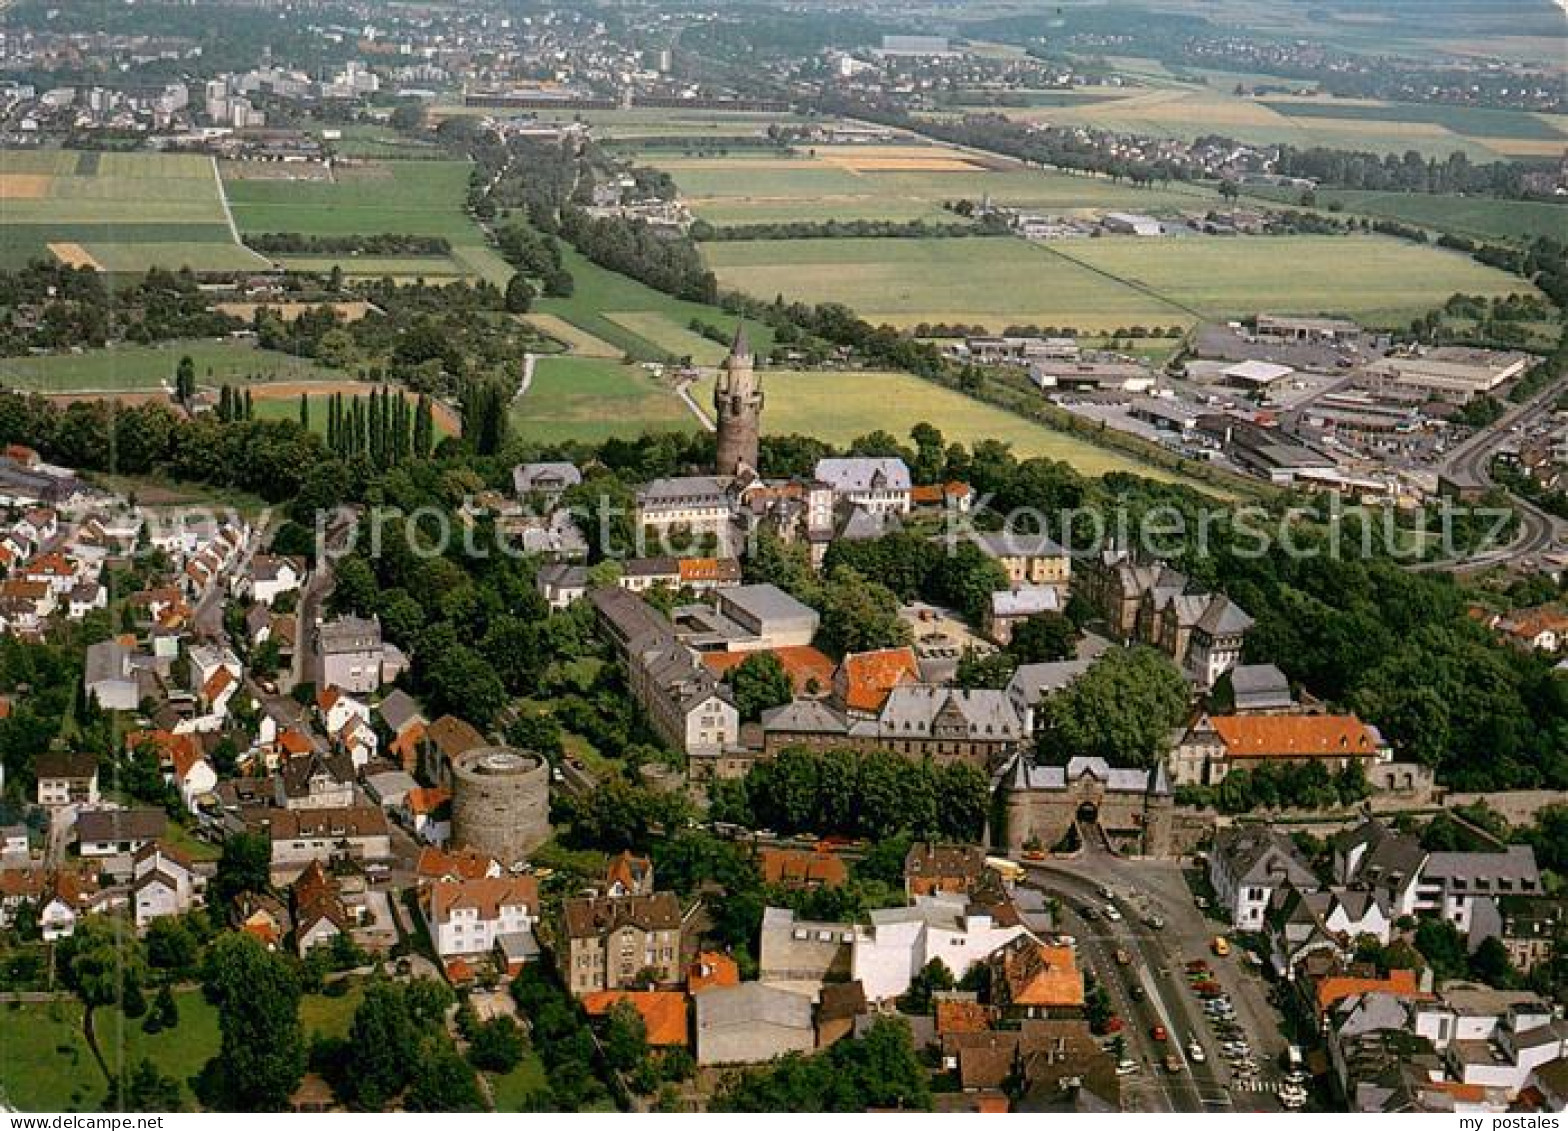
696;981;814;1031
637;476;730;507
76;807;167;844
813;457;912;494
991;586;1060;619
878;686;1024;741
971;530;1066;558
1006;659;1094;706
1229;663;1292;710
1213;826;1317;889
512;461;582;497
1013;755;1169;796
761;699;849;735
377;689;425;735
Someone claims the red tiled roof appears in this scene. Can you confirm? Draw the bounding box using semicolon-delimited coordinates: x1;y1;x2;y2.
687;951;740;994
1211;714;1379;760
702;645;837;696
759;847;848;888
1316;968;1429;1014
582;991;689;1048
836;647;919;713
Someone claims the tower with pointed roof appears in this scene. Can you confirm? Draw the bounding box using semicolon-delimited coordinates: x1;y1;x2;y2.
713;323;763;477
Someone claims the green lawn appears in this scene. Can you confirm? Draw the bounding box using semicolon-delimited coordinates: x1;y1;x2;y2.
0;340;341;392
703;236;1192;333
487;1048;550;1111
94;989;221;1109
299;983;365;1041
690;368;1193;480
1052;234;1538;327
509;356;698;443
0;149;268;272
0;999;98;1112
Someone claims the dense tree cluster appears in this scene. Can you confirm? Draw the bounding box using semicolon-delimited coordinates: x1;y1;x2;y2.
710;747;991;843
711;1015;930;1112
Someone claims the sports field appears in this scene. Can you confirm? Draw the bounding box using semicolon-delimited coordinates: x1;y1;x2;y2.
1051;235;1538;326
509;356;698;443
0;149;268;272
690;368;1191;481
652;150;1219;227
0;339;340;392
223;159;510;282
702;237;1193;333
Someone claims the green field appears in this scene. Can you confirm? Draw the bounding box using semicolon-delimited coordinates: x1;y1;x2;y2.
0;999;98;1112
536;243;767;362
509;356;698;443
653;150;1219;227
692;368;1192;481
1282;189;1568;243
0;149;269;273
0;340;340;392
1261;99;1567;141
603;311;730;365
487;1049;551;1111
703;236;1192;333
224;160;510;282
1051;234;1539;326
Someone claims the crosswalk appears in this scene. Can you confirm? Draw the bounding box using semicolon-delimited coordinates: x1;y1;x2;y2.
1229;1076;1278;1094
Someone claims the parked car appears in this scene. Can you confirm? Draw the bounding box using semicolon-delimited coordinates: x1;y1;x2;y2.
1150;1025;1167;1043
1211;935;1231;957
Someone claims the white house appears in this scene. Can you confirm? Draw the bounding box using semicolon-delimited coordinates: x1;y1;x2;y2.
851;893;1030;1003
421;876;540;963
814;457;913;517
131;842;202;929
1209;826;1317;931
247;554;306;606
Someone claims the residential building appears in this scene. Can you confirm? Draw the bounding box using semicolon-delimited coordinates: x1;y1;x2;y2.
1209;826;1318;931
263;806;392;874
584;991;691;1050
904;843;988;899
422;876;541;973
77;808;167;858
1170;712;1388;787
35;751;98;806
311;614;384;695
970;530;1072;589
984;936;1085;1019
759;906;855;999
131;842;203;929
560;892;684;996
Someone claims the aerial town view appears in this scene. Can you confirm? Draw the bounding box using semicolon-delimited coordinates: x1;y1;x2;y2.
0;0;1565;1118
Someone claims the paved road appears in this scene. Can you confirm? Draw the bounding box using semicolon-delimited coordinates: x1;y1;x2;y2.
1414;373;1568;572
1023;838;1286;1113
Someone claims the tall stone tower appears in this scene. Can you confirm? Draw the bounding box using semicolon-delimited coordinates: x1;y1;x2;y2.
713;323;763;477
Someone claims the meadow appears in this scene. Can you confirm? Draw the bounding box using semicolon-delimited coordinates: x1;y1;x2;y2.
690;368;1193;480
0;339;340;392
0;149;268;273
702;236;1193;333
508;356;698;443
1051;234;1539;326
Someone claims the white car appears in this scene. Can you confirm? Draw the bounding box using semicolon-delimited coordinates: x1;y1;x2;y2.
1104;905;1123;922
1187;1041;1207;1064
1116;1059;1139;1076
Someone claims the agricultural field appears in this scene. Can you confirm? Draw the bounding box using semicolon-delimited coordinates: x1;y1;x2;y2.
651;148;1219;227
509;356;698;443
1050;234;1541;327
223;159;511;283
520;313;623;358
702;236;1193;333
968;75;1566;159
0;339;340;393
1257;188;1568;243
690;368;1194;481
0;149;268;273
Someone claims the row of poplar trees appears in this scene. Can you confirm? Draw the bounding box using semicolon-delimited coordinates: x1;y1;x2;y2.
316;387;437;466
